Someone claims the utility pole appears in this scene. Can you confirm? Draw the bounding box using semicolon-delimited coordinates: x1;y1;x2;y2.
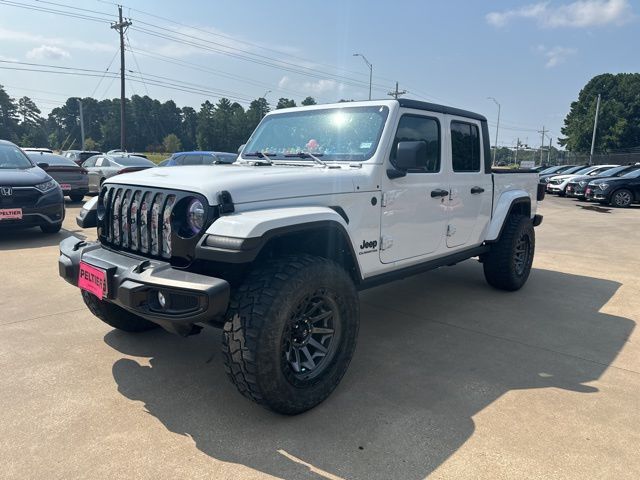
387;82;407;99
77;99;85;150
111;5;131;151
514;137;520;165
589;93;601;165
353;53;373;100
547;136;552;164
538;126;547;166
487;97;501;166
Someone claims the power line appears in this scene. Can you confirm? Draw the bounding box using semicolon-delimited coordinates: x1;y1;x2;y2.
0;0;110;23
89;48;120;98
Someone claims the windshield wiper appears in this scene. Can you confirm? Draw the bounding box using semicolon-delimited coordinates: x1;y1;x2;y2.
284;151;327;167
243;151;275;164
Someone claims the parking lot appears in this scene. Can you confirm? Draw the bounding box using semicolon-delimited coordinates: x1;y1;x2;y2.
0;196;638;480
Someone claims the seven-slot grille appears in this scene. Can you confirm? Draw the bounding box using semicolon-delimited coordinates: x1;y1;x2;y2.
100;185;177;259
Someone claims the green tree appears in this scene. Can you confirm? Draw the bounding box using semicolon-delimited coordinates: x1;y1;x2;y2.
560;73;640;152
180;106;198;150
245;98;270;133
162;133;181;153
196;100;216;150
276;98;296;109
0;85;19;142
301;96;317;106
84;137;98;150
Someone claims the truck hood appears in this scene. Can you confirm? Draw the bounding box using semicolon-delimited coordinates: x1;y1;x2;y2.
104;163;366;204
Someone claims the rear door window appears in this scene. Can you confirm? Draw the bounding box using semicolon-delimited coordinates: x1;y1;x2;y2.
451;121;481;172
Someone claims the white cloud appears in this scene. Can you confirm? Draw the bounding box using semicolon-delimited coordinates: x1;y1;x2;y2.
0;27;112;52
536;44;577;67
26;45;71;60
486;0;634;28
278;76;346;97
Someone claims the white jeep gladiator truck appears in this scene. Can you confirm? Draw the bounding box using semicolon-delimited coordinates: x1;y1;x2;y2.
59;99;544;414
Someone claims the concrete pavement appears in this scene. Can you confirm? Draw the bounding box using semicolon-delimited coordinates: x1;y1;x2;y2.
0;196;638;480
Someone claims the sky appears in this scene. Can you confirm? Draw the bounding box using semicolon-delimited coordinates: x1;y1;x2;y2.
0;0;638;149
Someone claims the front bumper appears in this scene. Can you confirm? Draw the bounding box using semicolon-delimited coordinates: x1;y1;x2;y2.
0;189;64;229
58;236;230;335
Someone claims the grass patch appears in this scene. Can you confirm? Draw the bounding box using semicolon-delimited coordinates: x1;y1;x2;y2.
145;152;169;164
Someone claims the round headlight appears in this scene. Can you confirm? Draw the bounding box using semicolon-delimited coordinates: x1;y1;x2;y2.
187;198;205;234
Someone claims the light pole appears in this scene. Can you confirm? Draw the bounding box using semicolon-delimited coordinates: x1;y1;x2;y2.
262;90;272;99
487;97;501;166
353;53;372;100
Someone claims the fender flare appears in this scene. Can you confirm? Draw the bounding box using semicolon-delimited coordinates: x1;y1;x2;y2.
196;207;359;272
485;191;531;242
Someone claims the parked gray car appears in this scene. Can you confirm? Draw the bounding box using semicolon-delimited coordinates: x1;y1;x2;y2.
82;154;156;193
26;152;89;202
63;150;102;166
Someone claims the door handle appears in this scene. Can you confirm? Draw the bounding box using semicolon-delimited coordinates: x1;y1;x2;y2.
470;186;485;194
430;188;449;198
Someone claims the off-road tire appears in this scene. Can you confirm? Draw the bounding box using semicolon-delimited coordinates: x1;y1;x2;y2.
82;290;158;332
40;222;62;234
610;188;633;208
69;194;85;203
222;254;359;415
483;215;535;291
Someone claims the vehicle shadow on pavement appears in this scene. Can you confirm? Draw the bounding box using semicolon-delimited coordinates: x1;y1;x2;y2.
105;261;633;480
0;226;85;250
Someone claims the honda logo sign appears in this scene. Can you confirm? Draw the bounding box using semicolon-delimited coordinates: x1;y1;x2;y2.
0;187;13;196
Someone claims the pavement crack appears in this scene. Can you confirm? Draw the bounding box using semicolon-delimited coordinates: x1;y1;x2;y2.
0;308;86;327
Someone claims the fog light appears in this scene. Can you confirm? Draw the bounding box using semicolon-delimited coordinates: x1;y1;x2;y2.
158;291;167;309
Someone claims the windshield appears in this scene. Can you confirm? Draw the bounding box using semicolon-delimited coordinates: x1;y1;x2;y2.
27;153;77;167
622;169;640;179
593;165;630;177
113;156;155;167
540;165;565;174
0;144;34;169
242;105;390;161
570;166;594;175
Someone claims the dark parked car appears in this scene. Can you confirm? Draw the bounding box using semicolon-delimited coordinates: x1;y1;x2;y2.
0;140;64;233
585;168;640;207
160;151;237;167
566;165;640;199
27;152;89;202
63;150;102;166
82;154;156;193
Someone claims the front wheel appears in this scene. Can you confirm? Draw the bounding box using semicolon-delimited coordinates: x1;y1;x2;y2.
483;215;535;291
222;254;359;415
40;222;62;234
82;290;158;332
610;189;633;208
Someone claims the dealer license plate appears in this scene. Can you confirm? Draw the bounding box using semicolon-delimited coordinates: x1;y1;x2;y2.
0;208;22;220
60;184;72;191
78;262;108;298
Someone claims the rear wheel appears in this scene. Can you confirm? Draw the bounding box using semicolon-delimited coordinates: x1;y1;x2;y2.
82;290;158;332
222;254;359;415
610;189;633;208
483;215;535;291
69;193;85;203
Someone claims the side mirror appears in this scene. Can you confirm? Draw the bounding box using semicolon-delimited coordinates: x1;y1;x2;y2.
37;162;50;169
237;144;246;154
395;141;426;170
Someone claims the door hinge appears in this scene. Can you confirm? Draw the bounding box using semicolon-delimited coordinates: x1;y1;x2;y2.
380;235;393;250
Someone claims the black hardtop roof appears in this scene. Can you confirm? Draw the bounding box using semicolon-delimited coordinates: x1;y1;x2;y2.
397;99;487;122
